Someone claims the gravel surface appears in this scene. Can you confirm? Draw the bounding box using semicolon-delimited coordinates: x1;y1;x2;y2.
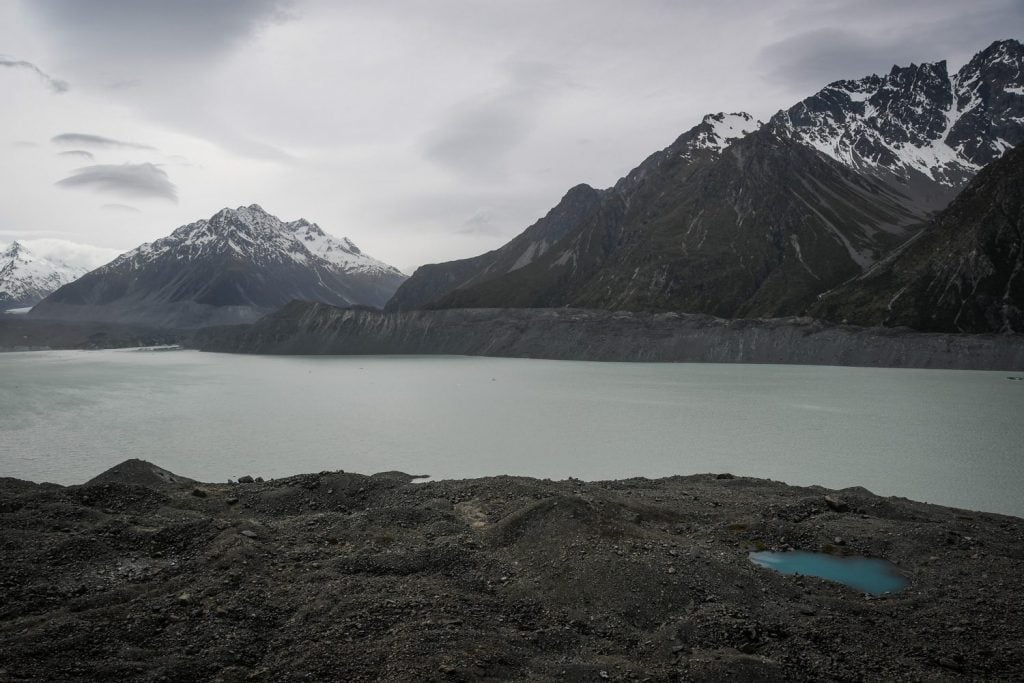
2;459;1022;681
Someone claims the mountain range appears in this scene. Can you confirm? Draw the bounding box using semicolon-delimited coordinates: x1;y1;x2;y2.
29;205;407;328
18;40;1024;336
386;39;1024;333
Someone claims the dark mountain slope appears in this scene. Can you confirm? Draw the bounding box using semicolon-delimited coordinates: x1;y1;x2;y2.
387;183;609;311
427;124;927;318
387;112;762;311
811;143;1024;333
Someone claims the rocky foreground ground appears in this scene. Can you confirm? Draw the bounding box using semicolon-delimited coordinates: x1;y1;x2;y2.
1;460;1022;682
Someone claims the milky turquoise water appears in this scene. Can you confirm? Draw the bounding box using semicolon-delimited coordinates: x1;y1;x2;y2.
1;349;1021;517
749;551;909;595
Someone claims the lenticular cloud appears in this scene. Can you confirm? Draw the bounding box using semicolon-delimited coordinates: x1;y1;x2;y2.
56;163;178;202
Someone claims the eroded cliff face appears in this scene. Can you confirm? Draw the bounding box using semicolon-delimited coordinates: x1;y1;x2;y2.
194;302;1024;370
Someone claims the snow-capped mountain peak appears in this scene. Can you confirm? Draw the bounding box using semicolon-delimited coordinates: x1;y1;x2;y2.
113;205;403;279
1;239;122;309
31;204;409;326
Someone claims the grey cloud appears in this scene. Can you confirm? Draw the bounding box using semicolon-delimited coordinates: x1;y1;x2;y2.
56;163;177;202
376;184;555;245
205;128;293;162
52;133;156;151
759;28;900;91
22;1;296;162
457;210;505;237
12;141;38;148
423;61;574;181
27;0;293;65
760;2;1024;91
101;203;142;213
424;107;531;180
58;150;96;161
163;154;194;166
0;55;69;93
0;229;78;239
107;79;142;90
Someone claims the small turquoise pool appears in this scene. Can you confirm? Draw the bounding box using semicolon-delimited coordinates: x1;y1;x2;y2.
749;551;909;595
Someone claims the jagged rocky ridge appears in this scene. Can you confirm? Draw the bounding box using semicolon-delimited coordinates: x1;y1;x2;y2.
780;40;1024;187
812;142;1024;332
30;205;407;328
387;40;1024;326
193;302;1024;370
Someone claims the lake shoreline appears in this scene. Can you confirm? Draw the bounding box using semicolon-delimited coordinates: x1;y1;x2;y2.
4;349;1022;517
0;317;183;352
193;302;1024;371
2;459;1021;680
7;304;1024;371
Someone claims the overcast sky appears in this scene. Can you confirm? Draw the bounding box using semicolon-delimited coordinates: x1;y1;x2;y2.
1;1;1021;273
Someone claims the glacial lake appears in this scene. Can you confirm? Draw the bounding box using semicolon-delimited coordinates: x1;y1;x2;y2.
1;349;1021;517
749;551;909;595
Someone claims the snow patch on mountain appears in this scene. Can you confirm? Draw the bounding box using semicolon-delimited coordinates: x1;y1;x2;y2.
693;112;762;151
775;68;978;185
286;219;399;276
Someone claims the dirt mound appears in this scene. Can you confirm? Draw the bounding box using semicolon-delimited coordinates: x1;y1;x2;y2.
84;458;197;488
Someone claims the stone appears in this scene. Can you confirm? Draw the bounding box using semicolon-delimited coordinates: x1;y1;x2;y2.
191;488;207;498
937;657;964;672
226;497;239;505
824;495;848;512
241;530;258;539
238;475;255;484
